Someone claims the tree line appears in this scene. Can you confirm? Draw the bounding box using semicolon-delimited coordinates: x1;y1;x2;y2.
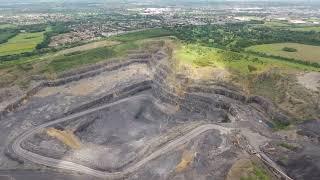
168;22;320;52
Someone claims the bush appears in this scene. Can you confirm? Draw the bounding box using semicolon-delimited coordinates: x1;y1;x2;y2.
282;47;297;52
248;65;257;72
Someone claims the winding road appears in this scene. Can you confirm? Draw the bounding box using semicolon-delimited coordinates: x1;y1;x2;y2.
11;94;232;179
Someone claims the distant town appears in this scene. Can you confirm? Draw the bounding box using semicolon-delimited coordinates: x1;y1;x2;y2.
1;1;320;47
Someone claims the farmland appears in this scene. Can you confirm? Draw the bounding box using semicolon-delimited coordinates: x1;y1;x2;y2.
246;43;320;63
0;32;45;56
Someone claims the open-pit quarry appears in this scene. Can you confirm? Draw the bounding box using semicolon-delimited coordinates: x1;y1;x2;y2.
0;44;316;180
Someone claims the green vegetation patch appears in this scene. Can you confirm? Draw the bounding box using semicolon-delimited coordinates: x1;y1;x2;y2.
246;43;320;63
44;42;138;72
173;44;311;75
263;21;291;28
0;31;45;56
240;165;271;180
175;44;319;77
0;29;19;44
111;28;172;42
272;119;291;130
237;160;272;180
282;47;297;52
169;22;320;53
36;22;71;49
290;26;320;32
278;142;299;151
0;24;17;29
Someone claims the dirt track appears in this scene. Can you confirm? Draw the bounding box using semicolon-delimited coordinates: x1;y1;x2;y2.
11;94;232;179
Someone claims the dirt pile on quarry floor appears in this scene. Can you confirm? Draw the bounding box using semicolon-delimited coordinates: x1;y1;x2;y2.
297;72;320;91
46;128;82;149
1;47;319;180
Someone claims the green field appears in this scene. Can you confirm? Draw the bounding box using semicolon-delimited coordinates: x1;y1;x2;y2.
0;31;18;43
264;22;320;32
174;44;264;74
111;28;172;42
44;42;138;73
0;24;17;29
290;26;320;32
174;44;318;76
246;43;320;63
263;21;291;28
0;32;45;56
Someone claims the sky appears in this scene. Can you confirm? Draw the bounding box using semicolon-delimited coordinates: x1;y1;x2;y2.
0;0;317;1
0;0;317;4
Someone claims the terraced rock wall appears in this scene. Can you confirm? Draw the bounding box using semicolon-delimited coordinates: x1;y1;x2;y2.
1;48;286;126
0;57;151;120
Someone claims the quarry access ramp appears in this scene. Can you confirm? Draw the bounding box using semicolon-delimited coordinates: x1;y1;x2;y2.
11;95;232;179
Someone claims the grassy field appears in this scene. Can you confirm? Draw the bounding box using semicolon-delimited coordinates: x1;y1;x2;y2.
174;44;318;76
258;21;320;32
0;24;16;29
54;40;120;56
174;44;263;75
263;21;291;28
246;43;320;63
0;31;18;43
111;28;172;42
0;32;45;56
290;26;320;32
44;42;138;73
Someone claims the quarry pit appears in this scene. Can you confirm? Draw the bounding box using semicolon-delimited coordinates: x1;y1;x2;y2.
0;45;312;180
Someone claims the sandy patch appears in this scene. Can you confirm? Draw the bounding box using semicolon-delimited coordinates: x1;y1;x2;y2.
297;72;320;91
